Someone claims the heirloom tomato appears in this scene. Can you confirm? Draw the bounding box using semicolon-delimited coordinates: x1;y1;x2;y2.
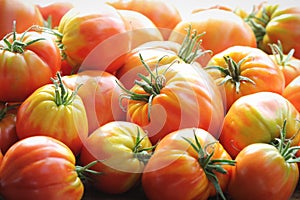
62;70;126;134
118;9;163;49
205;45;285;111
142;128;235;200
36;1;74;28
106;0;182;39
168;9;257;66
219;92;300;158
57;2;129;74
247;4;300;58
116;25;210;89
282;75;300;112
16;72;88;155
0;136;84;200
79;121;153;194
0;103;19;154
120;58;224;144
268;41;300;86
0;0;43;39
228;124;300;200
0;29;61;102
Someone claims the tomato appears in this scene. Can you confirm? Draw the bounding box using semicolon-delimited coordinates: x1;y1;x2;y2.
0;136;84;200
219;91;300;158
0;103;19;154
205;45;285;111
121;59;224;144
57;2;129;74
247;4;300;58
116;25;210;89
62;70;126;134
0;0;43;39
228;125;299;200
36;1;74;28
168;9;257;67
79;121;153;194
0;29;61;102
16;72;88;155
106;0;182;39
268;41;300;86
282;75;300;112
142;128;235;200
118;9;163;49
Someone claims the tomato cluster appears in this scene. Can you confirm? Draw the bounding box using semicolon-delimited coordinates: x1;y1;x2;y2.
0;0;300;199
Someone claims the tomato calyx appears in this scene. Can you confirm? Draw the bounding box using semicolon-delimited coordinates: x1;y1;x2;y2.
0;102;20;121
270;120;300;163
1;21;45;54
177;25;212;64
76;160;103;183
269;40;295;67
182;130;236;200
132;127;156;165
205;56;256;93
117;54;178;121
51;72;82;106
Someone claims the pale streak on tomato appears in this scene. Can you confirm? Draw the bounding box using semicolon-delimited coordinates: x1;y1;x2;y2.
220;92;300;158
16;84;88;155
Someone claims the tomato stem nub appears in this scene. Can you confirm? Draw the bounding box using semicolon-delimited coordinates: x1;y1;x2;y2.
76;160;103;183
269;40;295;66
177;25;212;64
182;129;236;200
51;72;82;106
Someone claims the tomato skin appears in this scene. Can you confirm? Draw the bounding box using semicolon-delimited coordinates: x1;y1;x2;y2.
0;0;43;39
0;32;61;102
106;0;182;39
220;92;300;158
282;75;300;112
116;41;181;89
0;136;83;200
142;128;233;200
62;70;126;134
16;84;88;155
206;45;285;111
36;1;74;28
126;63;224;144
168;9;257;66
58;3;129;74
258;6;300;59
228;143;299;200
269;54;300;87
79;121;152;194
0;104;19;154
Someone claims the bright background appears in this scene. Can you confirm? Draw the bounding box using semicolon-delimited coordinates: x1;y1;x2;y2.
30;0;300;18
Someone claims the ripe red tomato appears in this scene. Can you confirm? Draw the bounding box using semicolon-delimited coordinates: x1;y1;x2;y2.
0;30;61;102
0;103;19;154
205;45;285;111
16;72;88;155
169;9;257;67
0;0;43;39
122;61;224;144
282;75;300;112
62;70;126;134
106;0;182;39
142;128;234;200
220;92;300;158
57;2;129;74
36;1;74;28
0;136;84;200
79;121;153;194
228;141;299;200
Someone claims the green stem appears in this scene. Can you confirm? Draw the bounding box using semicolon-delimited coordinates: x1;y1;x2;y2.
182;129;236;200
269;40;295;66
76;160;103;183
51;72;82;106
